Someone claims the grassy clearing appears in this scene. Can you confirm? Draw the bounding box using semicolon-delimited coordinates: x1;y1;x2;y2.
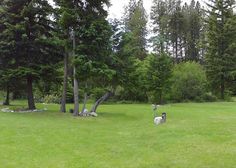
0;101;235;168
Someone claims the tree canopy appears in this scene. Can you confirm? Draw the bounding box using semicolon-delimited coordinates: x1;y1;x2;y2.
0;0;235;110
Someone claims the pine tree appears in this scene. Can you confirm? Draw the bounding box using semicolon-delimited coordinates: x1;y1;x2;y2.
123;0;148;60
151;0;205;62
112;0;148;101
182;0;204;62
147;53;173;104
0;1;13;105
0;0;62;109
169;0;185;62
151;0;183;62
74;0;114;113
223;14;236;94
205;0;235;99
55;0;112;114
123;0;137;31
151;0;169;53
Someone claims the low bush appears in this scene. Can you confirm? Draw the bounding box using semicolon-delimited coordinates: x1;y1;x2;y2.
171;62;208;102
203;92;218;102
43;94;60;104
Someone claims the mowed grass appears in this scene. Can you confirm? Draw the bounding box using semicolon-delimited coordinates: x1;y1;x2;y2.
0;101;235;168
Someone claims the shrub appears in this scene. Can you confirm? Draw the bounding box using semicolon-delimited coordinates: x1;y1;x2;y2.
43;94;60;104
92;87;106;100
171;62;207;102
203;92;218;102
146;53;173;104
34;89;43;103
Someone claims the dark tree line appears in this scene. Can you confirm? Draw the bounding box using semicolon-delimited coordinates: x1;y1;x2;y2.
0;0;235;112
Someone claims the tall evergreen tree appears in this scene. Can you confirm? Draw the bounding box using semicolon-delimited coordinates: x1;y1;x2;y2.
55;0;83;115
112;0;148;101
0;0;62;109
169;0;185;62
123;0;148;60
74;0;114;113
205;0;235;99
147;53;173;104
123;0;137;31
224;15;236;94
55;0;111;115
151;0;169;53
0;1;12;105
182;0;204;62
151;0;205;62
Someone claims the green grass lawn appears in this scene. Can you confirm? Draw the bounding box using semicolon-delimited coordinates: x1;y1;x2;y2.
0;101;235;168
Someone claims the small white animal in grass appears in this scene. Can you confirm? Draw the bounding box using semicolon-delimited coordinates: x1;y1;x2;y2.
154;116;162;125
152;104;167;125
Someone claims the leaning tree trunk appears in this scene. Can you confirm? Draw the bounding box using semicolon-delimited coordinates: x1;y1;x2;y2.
3;84;10;105
27;76;36;110
90;91;112;113
60;52;68;113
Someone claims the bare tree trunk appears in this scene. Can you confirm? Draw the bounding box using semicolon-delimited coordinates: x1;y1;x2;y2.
180;38;183;61
3;84;10;105
60;52;68;113
73;68;79;116
27;76;36;110
175;40;178;63
172;42;175;63
81;93;88;113
90;91;112;113
72;29;79;116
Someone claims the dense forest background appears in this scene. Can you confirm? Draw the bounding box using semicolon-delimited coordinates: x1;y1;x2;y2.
0;0;235;114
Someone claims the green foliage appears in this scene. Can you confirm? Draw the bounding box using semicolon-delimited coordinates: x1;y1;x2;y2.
224;15;236;95
74;27;116;84
112;31;146;101
123;0;147;60
0;0;235;105
205;0;235;99
43;94;60;104
147;53;173;103
203;92;218;102
151;0;204;62
171;62;207;102
0;0;63;109
182;0;204;61
91;87;106;100
60;10;76;29
61;0;115;103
